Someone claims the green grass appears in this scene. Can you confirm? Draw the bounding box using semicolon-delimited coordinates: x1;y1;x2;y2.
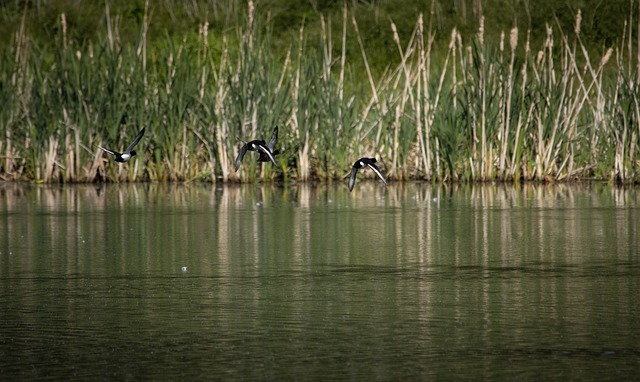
0;1;639;183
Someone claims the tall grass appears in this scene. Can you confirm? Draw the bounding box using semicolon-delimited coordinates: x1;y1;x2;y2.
0;1;638;183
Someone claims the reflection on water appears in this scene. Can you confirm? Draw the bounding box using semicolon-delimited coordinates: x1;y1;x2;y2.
1;182;639;380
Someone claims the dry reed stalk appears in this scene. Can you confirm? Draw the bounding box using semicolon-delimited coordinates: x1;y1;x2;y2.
180;120;188;178
512;29;530;174
534;25;554;178
216;117;230;181
477;16;488;179
632;122;639;173
423;8;436;178
61;13;68;51
199;22;209;101
139;0;149;105
629;0;634;74
7;16;29;179
85;148;102;182
4;127;13;180
390;19;416;108
499;27;517;178
464;46;477;176
351;14;381;144
555;16;596;112
291;22;309;181
275;49;291;95
543;81;567;176
388;18;418;176
432;31;454;115
63;110;74;182
44;136;60;183
214;36;231;181
320;15;331;82
391;104;401;175
637;0;640;86
338;3;347;111
590;48;609;163
246;0;255;50
250;102;258;145
105;0;114;51
415;14;429;178
0;141;5;181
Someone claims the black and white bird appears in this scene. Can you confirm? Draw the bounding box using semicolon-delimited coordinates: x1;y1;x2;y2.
234;127;278;171
348;157;387;192
257;126;280;164
95;128;145;163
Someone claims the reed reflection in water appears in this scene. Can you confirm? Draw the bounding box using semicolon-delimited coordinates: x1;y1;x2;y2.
1;182;639;380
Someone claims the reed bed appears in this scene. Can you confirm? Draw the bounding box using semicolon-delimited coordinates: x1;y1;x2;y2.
1;2;638;183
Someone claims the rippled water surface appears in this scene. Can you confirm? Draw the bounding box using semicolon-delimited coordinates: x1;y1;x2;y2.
1;182;639;380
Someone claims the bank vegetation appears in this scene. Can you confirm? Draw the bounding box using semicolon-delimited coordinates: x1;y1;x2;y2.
1;1;639;183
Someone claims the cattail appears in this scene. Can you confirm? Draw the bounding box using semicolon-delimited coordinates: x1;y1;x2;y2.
510;27;518;52
166;52;174;94
600;47;613;67
536;50;544;66
248;0;254;30
246;0;255;49
545;24;553;49
391;20;400;45
61;13;67;51
574;10;582;36
449;28;457;49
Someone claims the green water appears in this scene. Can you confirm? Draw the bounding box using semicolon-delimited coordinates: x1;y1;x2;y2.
1;182;639;380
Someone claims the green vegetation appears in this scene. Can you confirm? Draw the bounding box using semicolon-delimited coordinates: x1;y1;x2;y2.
1;0;638;183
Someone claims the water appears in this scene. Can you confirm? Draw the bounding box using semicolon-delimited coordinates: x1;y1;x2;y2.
1;182;639;380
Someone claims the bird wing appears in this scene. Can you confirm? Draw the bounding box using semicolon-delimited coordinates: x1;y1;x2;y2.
256;143;277;166
348;167;359;192
125;128;145;153
367;162;387;185
234;144;249;171
267;126;278;151
95;145;119;156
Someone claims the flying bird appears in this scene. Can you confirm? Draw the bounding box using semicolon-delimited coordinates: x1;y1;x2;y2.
348;157;387;192
95;128;145;163
257;126;280;163
235;127;278;171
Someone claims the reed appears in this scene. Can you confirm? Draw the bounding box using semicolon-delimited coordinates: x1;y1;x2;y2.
0;1;638;183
